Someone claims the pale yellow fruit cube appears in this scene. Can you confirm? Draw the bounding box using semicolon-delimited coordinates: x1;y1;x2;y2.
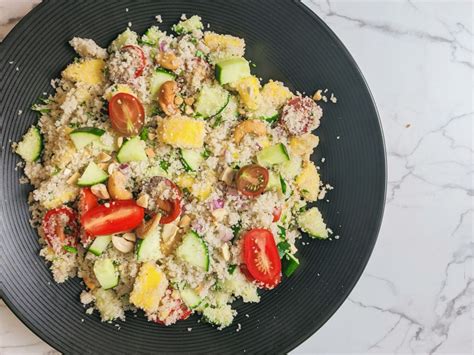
130;262;168;314
296;161;320;202
157;116;205;148
62;59;105;85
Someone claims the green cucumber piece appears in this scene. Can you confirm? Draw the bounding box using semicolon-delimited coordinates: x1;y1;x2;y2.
136;225;162;262
117;136;147;163
77;162;108;186
93;258;119;289
215;57;250;85
179;148;203;172
298;207;329;239
262;111;279;123
283;253;300;277
281;155;302;179
150;69;176;97
172;15;203;34
176;231;209;271
141;26;162;46
69;127;105;150
257;143;290;166
194;84;230;118
266;171;280;191
16;126;42;162
88;235;112;256
109;28;138;52
180;287;203;309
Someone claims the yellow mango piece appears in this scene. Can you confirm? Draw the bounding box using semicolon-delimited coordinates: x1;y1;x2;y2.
157;116;205;149
232;76;261;111
42;188;78;209
104;84;135;101
191;171;216;201
261;80;293;108
62;59;105;85
204;33;245;54
289;133;319;158
176;174;195;190
295;161;320;202
130;262;168;314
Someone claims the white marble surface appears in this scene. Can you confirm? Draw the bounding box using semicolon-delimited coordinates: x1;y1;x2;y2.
1;0;472;353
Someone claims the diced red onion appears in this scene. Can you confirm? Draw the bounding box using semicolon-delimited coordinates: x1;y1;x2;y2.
210;198;224;210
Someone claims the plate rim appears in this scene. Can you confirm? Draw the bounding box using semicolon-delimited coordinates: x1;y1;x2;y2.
0;0;387;352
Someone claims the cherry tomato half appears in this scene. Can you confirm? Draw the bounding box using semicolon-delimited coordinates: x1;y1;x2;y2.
272;206;282;222
81;200;145;236
121;45;147;77
236;164;269;197
154;178;182;224
42;206;79;253
109;93;145;137
78;188;99;245
242;228;281;289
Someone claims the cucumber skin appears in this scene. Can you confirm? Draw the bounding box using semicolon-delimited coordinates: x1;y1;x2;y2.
116;137;148;163
283;253;300;277
177;231;209;272
88;235;112;256
257;143;290;166
70;127;105;136
77;162;109;187
180;287;203;309
17;126;43;162
215;58;250;85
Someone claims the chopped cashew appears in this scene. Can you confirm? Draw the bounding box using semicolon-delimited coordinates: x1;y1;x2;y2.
155;51;180;70
221;243;230;261
136;213;161;239
91;183;110;199
97;152;111;163
158;80;178;116
123;232;136;242
112;235;134;253
219;167;235;185
234;120;267;144
107;171;132;200
136;194;149;209
161;223;181;256
178;214;192;230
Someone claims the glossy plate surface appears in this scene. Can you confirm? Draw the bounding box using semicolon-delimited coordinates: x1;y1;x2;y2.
0;0;386;353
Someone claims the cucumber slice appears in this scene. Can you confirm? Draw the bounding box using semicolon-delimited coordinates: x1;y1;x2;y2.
88;235;112;256
172;15;203;34
77;162;108;186
179;148;203;172
194;84;230;118
298;207;328;239
176;231;209;271
262;111;279;123
265;171;280;191
257;143;290;166
180;287;202;309
141;26;162;46
150;69;176;97
93;258;119;289
136;226;162;262
117;136;147;163
16;126;42;162
69;127;105;150
283;253;300;277
215;57;250;85
109;28;138;52
281;155;302;179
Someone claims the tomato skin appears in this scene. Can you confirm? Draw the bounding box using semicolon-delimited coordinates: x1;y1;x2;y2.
242;228;281;289
78;188;99;245
236;165;269;197
272;206;282;222
109;93;145;137
154;179;182;224
121;45;147;77
81;200;145;236
42;206;79;253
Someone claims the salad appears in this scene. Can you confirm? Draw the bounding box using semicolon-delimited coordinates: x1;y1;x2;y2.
14;15;331;328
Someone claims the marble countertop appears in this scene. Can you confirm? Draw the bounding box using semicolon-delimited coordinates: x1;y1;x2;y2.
1;0;472;354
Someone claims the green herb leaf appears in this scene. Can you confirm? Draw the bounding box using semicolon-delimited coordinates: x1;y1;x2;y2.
63;245;78;254
140;127;149;141
277;225;286;239
277;241;291;258
228;264;237;275
195;50;205;59
231;221;242;239
159;160;170;173
279;175;287;194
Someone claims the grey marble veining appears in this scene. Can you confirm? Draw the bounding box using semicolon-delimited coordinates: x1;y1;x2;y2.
1;0;472;354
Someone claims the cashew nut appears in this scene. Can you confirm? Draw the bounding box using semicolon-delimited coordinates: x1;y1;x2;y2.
112;234;135;253
161;222;181;256
135;213;162;239
220;243;231;261
158;80;178;116
136;194;149;209
233;119;267;144
178;214;192;231
91;183;110;200
219;167;235;185
155;51;180;71
107;171;132;200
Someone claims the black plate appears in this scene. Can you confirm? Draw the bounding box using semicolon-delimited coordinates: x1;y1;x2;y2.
0;0;386;353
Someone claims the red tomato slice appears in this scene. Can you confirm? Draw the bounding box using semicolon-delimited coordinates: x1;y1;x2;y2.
272;206;282;222
121;45;147;77
242;228;281;289
109;93;145;137
155;179;182;224
42;206;79;253
236;164;269;197
81;200;145;236
78;188;99;245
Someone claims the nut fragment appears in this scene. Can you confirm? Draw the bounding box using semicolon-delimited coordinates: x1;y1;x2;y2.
148;132;156;140
90;183;110;199
82;275;96;290
221;243;230;261
112;235;134;253
312;89;322;102
184;105;194;115
174;96;184;106
234;120;267;144
136;194;149;209
178;215;192;230
107;171;133;200
97;152;111;163
145;147;156;158
155;51;179;70
117;137;123;148
98;162;109;171
158;80;178;116
123;232;136;242
211;208;227;222
67;172;80;185
219;167;235;185
161;222;181;256
184;97;195;106
136;213;162;239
